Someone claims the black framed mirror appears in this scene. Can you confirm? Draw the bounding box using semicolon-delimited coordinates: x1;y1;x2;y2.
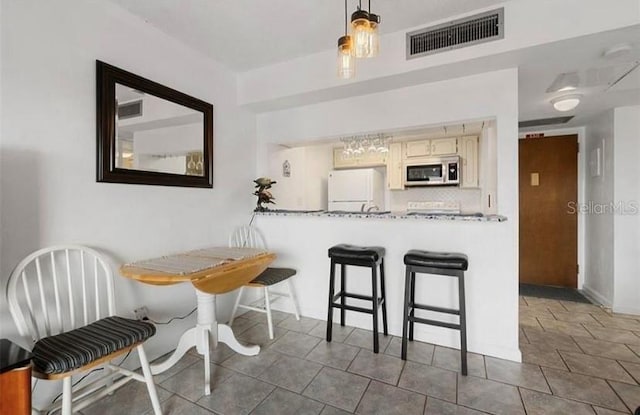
96;60;213;188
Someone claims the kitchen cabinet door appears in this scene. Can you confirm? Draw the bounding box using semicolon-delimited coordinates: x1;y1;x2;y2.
334;148;387;169
431;138;458;156
459;135;479;188
405;140;431;158
362;150;387;166
387;142;404;190
334;148;355;169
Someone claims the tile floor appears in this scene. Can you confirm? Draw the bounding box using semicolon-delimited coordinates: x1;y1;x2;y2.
82;297;640;414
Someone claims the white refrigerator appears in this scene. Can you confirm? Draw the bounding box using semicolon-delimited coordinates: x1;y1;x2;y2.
328;168;385;212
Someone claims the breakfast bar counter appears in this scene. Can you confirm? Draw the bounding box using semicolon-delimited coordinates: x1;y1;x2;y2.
256;209;507;222
253;211;521;363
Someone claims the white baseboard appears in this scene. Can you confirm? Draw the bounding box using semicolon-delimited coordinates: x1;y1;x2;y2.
612;305;640;316
580;285;612;308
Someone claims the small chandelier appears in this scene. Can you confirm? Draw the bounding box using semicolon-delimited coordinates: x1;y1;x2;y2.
341;134;389;157
337;0;381;79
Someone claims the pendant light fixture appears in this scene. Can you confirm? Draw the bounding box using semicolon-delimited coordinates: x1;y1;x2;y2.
336;0;381;79
337;0;356;79
351;0;371;58
367;0;380;57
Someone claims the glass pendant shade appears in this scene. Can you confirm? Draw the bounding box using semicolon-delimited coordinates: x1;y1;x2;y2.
351;10;371;58
367;14;380;57
337;35;355;79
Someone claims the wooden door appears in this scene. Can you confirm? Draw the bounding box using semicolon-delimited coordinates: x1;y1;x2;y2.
519;135;578;287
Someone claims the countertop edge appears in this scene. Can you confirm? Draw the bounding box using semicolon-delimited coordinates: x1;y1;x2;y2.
254;211;507;222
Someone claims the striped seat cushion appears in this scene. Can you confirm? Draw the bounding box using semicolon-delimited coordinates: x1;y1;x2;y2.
250;267;296;286
32;316;156;374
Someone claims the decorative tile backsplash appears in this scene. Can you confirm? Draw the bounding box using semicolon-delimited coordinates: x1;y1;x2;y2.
387;187;482;212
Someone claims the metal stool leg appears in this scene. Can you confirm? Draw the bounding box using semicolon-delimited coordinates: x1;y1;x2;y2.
380;259;388;336
326;259;336;342
458;270;468;376
409;269;416;341
340;264;346;326
371;264;380;353
401;266;412;360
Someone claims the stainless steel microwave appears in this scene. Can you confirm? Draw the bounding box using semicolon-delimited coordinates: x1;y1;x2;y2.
404;156;460;186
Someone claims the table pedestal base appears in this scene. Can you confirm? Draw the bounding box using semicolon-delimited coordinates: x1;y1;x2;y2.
150;290;259;395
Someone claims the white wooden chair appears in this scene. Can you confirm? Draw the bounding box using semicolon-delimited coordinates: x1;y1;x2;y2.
228;226;300;339
6;245;162;415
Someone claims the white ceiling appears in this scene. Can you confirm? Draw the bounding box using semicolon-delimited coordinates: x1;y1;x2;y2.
107;0;639;128
518;25;640;130
107;0;507;71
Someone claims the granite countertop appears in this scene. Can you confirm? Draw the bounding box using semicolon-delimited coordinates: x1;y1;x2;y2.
255;210;507;222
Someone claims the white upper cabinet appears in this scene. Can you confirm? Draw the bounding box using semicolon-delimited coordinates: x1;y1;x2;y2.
333;148;387;169
459;135;479;188
387;142;404;190
405;138;458;158
431;138;458;156
405;140;431;158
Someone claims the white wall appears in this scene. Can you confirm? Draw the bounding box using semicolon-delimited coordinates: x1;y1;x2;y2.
266;144;333;211
256;68;521;361
583;107;640;315
0;0;256;404
583;111;616;305
612;106;640;314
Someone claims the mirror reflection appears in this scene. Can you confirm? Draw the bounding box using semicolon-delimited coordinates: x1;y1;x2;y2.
115;83;205;176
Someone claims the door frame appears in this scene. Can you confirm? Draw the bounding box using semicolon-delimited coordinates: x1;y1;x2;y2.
518;127;586;289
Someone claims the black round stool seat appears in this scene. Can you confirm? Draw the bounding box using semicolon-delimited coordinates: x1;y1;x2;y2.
328;244;386;265
404;250;468;271
326;243;388;353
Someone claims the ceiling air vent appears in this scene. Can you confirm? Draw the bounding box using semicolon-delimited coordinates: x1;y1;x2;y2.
117;100;143;120
519;116;574;129
407;8;504;59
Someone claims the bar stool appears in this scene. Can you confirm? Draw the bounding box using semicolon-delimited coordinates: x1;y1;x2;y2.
401;250;469;375
326;244;388;353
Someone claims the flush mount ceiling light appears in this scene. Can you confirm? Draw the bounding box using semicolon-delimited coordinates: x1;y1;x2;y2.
551;94;582;112
602;43;633;60
546;72;580;93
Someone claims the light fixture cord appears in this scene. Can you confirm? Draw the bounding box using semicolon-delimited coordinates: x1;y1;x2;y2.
344;0;348;35
369;0;371;12
358;0;362;11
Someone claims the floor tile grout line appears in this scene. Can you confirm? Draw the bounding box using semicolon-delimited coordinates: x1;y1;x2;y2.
516;386;529;414
454;367;459;405
171;392;223;415
537;367;632;413
351;376;373;413
514;375;628;412
246;382;278;414
537;359;556;395
603;378;634;413
616;360;640;386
